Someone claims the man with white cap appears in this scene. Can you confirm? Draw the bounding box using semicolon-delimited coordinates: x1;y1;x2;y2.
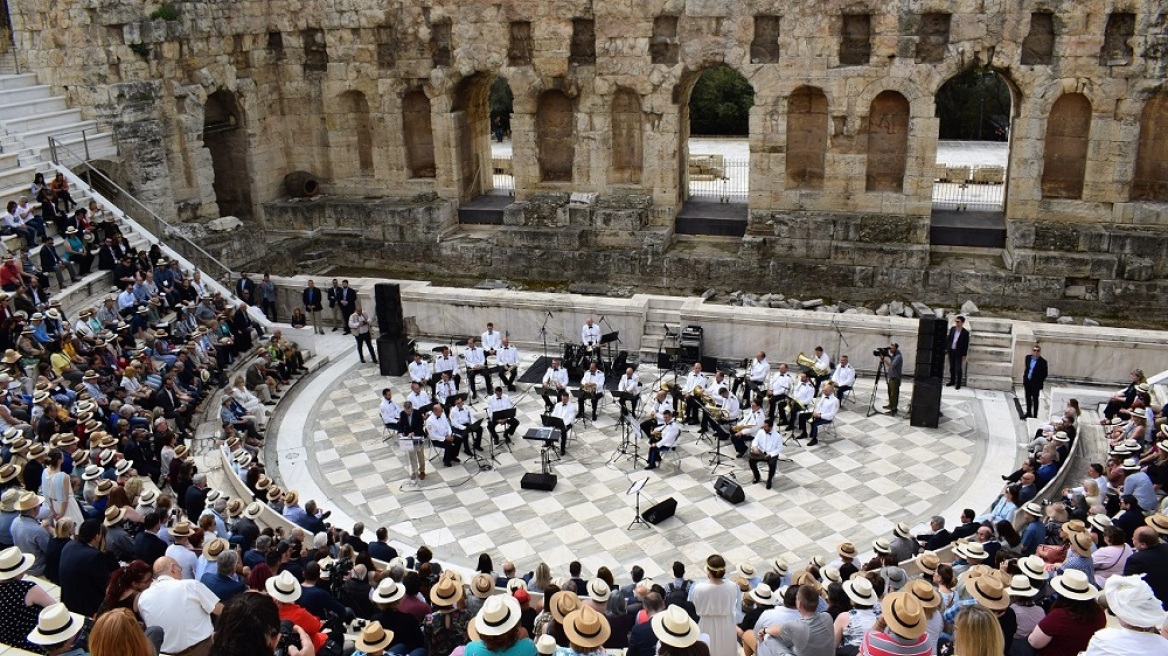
1082;574;1168;653
10;491;49;576
25;603;87;656
138;556;223;656
267;570;332;654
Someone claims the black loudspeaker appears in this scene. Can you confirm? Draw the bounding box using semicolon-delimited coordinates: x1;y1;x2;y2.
915;318;947;380
377;336;410;377
713;475;745;504
374;283;405;338
642;497;678;524
520;472;558;491
910;376;943;428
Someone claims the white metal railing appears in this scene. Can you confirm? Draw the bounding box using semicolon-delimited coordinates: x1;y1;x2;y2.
932;163;1006;211
490;156;515;195
689;156;748;202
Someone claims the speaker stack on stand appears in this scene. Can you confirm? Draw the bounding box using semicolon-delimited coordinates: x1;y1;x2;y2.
909;313;947;428
374;283;410;377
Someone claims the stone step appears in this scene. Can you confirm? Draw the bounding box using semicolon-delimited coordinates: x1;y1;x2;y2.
0;162;45;194
972;332;1012;348
31;131;117;164
0;95;68;121
0;73;40;91
968;344;1012;359
965;374;1013;392
0;107;85;134
0;84;54;106
967;359;1012;377
969;317;1013;334
0;151;19;172
8;119;99;149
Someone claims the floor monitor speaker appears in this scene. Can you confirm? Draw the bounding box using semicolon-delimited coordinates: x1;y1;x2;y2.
714;475;745;504
520;473;558;491
642;497;678;524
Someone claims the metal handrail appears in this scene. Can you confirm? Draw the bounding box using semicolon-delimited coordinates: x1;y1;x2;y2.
47;135;235;282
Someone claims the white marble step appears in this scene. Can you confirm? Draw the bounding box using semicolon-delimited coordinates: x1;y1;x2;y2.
0;107;84;134
0;94;67;120
0;83;53;105
0;73;39;91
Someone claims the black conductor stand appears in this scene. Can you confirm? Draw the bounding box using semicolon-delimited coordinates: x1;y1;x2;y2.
541;415;568;461
626;478;650;530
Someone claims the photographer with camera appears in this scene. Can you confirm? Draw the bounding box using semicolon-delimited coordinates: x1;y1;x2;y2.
298;562;353;624
210;591;314;656
879;343;903;416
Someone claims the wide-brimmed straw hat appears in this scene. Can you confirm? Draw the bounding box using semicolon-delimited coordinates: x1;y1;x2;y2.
475;594;522;636
26;603;85;646
843;577;877;606
548;591;581;623
15;491;43;512
371;578;406;605
1145;513;1168;535
244;501;264;520
103;506;127;527
749;583;777;606
1068;531;1094;557
882;591;926;639
1018;555;1050;580
917;552;940;576
956;542;987;561
563;606;611;648
1050;570;1099;601
1008;575;1039;598
355;621;394;653
906;579;941;608
266;570;303;603
203;538;229;562
893;521;912;539
969;576;1010;610
429;576;463;607
0;546;34;580
1088;514;1113;533
837;541;857;558
587;578;611;602
0;462;20;484
1022;502;1044;517
471;573;494;599
651;604;700;648
169;520;194;537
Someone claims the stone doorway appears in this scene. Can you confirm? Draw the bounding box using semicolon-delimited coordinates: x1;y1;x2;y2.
930;68;1015;247
202;90;253;220
675;66;753;236
452;74;513;203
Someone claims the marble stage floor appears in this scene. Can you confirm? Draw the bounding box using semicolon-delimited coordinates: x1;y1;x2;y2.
267;341;1022;580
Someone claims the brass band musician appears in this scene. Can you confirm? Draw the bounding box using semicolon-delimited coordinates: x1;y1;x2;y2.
640;390;674;437
830;355;855;400
748;420;783;489
496;337;519;391
408;354;431;391
581;316;601;347
766;363;795;425
579;361;605;421
434;372;457;408
434;346;461;391
487;386;519;444
701;386;741;434
796;381;839;446
481;322;502;356
806;346;832;393
786;372;816;432
463;337;491;399
450;395;482;454
731;399;765;457
406;381;432;413
540;358;569;413
616;367;641;418
644;409;680;470
551;390;577;456
735;351;770;403
681;363;708;424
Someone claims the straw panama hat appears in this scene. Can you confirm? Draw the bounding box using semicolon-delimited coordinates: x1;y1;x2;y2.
1050;570;1100;602
969;576;1010;611
471;573;494;599
563;606;611;649
474;594;522;636
882;591;927;640
0;546;34;580
843;577;877;606
749;583;777;606
587;578;611;602
429;576;463;607
266;570;303;603
651;604;700;648
549;591;581;623
26;603;85;646
371;578;407;605
355;621;394;653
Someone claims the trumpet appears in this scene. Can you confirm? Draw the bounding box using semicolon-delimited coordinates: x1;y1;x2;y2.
796;352;830;376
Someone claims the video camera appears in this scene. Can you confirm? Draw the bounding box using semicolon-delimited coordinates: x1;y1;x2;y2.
873;347;891;358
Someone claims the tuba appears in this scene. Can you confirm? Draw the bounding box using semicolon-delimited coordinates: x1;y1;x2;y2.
797;352;829;376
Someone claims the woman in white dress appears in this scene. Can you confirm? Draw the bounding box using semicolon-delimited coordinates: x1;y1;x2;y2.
42;449;83;531
231;375;268;427
689;554;738;656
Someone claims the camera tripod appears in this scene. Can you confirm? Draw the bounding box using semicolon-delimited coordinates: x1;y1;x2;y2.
866;356;888;417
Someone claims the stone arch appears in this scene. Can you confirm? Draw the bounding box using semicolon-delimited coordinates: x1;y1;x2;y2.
610;88;643;185
865;91;910;193
403;88;436;178
785;86;828;190
1040;93;1091;199
450;72;511;199
674;64;755;203
202;89;253;219
333;90;374;178
1132;90;1168;201
536;89;574;182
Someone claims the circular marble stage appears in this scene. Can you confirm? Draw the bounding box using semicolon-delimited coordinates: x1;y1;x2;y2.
268;343;1017;580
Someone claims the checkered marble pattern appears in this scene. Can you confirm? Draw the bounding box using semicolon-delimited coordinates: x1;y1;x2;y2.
274;343;990;580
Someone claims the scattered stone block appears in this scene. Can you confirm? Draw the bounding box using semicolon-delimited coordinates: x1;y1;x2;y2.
876;304;890;316
911;301;932;317
207;216;243;232
960;300;980;316
902;307;915;318
1045;307;1061;320
801;298;823;309
889;300;904;315
701;288;717;300
1083;318;1100;327
1056;316;1074;324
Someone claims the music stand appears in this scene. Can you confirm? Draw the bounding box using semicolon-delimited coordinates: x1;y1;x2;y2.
444;392;467;411
705;420;735;475
529;424;562;472
541;414;568;457
570;388;595;428
626;477;650;530
463;418;491;471
491;408;517;453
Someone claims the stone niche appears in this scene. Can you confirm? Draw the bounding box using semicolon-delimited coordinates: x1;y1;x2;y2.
1021;12;1054;65
865;91;910;193
1040;94;1090;200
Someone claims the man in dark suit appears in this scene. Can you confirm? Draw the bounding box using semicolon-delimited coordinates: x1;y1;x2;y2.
1123;525;1168;608
133;511;168;565
946;315;970;389
235;271;255;305
919;515;953;552
59;518;119;616
327;278;342;332
302;279;324;335
337;279;356;335
1022;344;1048;418
368;528;398;562
398;402;427;481
184;473;209;519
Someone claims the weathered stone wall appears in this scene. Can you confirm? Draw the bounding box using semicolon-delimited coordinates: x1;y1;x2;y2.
8;0;1168;310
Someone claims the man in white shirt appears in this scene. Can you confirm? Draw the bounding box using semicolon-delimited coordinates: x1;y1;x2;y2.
406;382;431;412
810;346;831;393
737;351;770;403
581;317;601;347
408;354;432;390
496;337;520;391
640;389;674;437
681;363;708;424
450;395;482;454
749;420;784;489
434;372;457;408
787;372;816;432
138;556;223;656
551;391;577;455
481;322;502;355
708;371;730;397
702;386;741;435
348;303;377;364
731;400;765;457
830;355;855;401
645;410;680;470
434;346;461;391
579;361;605;421
487;387;519;444
426;404;461;467
617;367;641;418
541;358;569;412
463;337;491;398
164;521;200;579
799;382;839;446
766;364;795;425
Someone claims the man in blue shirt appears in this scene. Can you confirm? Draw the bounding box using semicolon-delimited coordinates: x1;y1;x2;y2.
1034;451;1058;489
1122;459;1159;513
200;550;246;602
1018;502;1046;556
297;561;351;621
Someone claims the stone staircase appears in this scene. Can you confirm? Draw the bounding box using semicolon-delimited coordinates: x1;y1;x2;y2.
636;295;684;367
0;72;117;207
965;317;1014;391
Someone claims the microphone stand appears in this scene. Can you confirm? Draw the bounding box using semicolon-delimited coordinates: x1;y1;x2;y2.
832;315;849;367
538;311;552;361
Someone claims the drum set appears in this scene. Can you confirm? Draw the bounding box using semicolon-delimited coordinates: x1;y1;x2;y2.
562;330;620;377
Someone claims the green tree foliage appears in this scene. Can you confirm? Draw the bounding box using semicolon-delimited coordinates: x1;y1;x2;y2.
935;68;1012;141
688;66;754;136
490;77;513;132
